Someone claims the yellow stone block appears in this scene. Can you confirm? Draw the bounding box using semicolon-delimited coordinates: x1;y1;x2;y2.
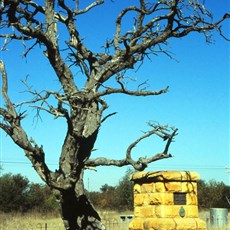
136;193;173;206
165;182;182;192
144;218;176;230
186;205;198;218
134;183;141;194
131;171;200;182
155;171;183;181
174;218;197;230
186;193;198;205
162;193;174;205
131;171;148;180
141;183;154;193
148;193;164;205
148;193;162;205
195;218;207;229
155;205;174;218
155;182;166;192
180;171;200;181
134;194;149;206
181;182;197;193
129;218;144;230
134;206;155;218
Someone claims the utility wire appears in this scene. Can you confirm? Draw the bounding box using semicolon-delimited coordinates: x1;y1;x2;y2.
0;160;229;170
0;160;58;166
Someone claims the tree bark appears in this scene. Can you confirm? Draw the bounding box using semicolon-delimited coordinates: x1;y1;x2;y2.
59;174;105;230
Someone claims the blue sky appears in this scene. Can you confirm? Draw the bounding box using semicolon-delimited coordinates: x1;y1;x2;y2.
0;1;229;191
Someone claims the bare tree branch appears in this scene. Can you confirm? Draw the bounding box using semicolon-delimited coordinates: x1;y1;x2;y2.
101;112;117;123
15;80;70;120
86;123;178;171
0;60;73;190
95;85;169;97
75;0;104;15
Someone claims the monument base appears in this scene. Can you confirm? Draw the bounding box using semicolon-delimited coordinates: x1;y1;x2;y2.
129;171;206;230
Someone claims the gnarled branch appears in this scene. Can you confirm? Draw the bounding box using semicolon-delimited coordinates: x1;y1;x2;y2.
86;123;178;171
0;60;71;190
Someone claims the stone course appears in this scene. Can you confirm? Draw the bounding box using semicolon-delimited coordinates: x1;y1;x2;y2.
129;171;206;230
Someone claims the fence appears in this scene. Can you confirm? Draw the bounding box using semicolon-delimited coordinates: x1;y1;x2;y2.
0;216;133;230
0;223;64;230
103;215;133;230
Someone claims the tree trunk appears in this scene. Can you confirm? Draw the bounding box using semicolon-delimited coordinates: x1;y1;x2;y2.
60;184;105;230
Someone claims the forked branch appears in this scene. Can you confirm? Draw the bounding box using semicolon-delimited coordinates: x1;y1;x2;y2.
85;123;178;171
0;60;71;190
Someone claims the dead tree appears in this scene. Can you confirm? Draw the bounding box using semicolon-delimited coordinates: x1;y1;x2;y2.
0;1;229;229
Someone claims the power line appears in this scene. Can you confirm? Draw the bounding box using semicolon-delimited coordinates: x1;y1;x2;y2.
0;160;58;166
148;165;230;170
0;160;229;171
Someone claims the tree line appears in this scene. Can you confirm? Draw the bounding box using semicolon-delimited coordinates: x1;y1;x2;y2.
197;179;230;209
0;169;229;213
0;169;134;213
0;172;58;213
89;172;230;210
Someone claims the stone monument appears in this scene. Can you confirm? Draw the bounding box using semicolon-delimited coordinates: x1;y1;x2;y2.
129;171;206;230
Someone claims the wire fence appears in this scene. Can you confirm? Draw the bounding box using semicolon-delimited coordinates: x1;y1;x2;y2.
2;215;229;230
0;216;133;230
103;216;132;230
0;223;64;230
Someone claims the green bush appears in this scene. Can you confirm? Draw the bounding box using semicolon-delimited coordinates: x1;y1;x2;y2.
0;173;30;212
88;169;134;211
114;169;134;211
0;173;58;213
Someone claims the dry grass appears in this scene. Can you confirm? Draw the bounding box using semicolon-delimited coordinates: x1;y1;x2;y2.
0;211;132;230
0;211;131;230
0;210;229;229
0;212;64;230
